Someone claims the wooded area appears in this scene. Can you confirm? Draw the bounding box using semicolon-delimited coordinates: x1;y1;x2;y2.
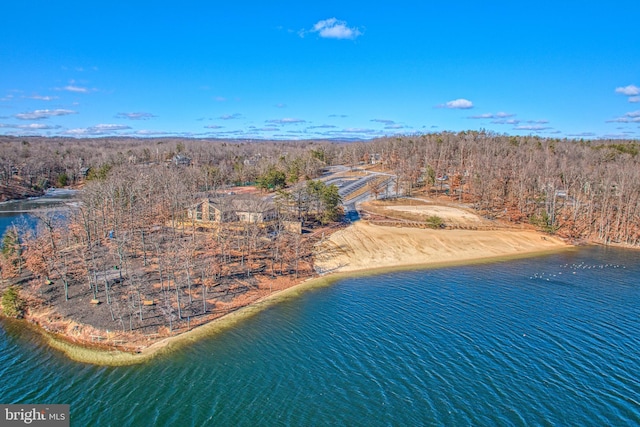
1;132;639;346
0;136;344;343
366;132;639;246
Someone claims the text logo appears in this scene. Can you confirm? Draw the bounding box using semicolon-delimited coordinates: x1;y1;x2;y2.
1;405;69;426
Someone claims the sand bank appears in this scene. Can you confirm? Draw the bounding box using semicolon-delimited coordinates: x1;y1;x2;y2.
314;221;570;274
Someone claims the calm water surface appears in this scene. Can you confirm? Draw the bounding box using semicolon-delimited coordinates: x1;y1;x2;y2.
0;189;77;231
1;205;639;425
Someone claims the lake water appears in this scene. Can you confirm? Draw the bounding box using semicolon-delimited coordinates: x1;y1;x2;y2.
1;203;639;425
0;189;78;233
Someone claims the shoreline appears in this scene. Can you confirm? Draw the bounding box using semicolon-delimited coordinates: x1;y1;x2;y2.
9;222;574;366
38;274;345;366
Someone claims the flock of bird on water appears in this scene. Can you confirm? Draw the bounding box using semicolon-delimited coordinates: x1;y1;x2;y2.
529;262;624;281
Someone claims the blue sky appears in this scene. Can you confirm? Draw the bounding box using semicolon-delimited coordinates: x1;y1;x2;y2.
1;1;639;140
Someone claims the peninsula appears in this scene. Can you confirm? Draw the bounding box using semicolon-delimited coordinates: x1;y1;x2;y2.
1;133;638;365
39;206;571;366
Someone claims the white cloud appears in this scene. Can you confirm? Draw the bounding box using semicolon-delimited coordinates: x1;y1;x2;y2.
308;127;383;139
469;112;515;119
438;98;474;109
469;113;493;119
220;113;242;120
307;125;338;129
19;123;61;130
492;119;520;125
204;125;223;129
209;129;245;136
115;112;156;120
55;80;95;93
0;123;61;134
309;18;362;40
134;130;171;136
611;118;640;123
63;85;90;93
63;129;89;135
266;118;306;124
26;95;58;101
567;132;596;137
15;109;77;120
514;125;552;131
371;119;395;125
64;124;131;136
629;96;640;103
615;84;640;96
342;127;378;133
93;124;131;131
214;96;227;102
525;119;549;124
490;117;546;126
606;110;640;123
602;132;634;139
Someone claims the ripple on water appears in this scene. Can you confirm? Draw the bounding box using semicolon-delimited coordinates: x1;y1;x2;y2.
0;246;639;426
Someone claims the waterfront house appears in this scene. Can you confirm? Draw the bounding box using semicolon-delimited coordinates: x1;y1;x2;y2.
188;195;277;225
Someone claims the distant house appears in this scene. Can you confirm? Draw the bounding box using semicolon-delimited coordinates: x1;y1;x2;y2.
188;195;277;225
172;154;192;167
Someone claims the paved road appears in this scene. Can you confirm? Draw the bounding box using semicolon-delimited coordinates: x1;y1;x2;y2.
321;167;399;217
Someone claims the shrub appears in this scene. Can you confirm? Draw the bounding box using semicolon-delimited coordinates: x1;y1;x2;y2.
57;173;69;187
87;164;112;181
529;210;558;233
1;285;24;318
425;215;444;229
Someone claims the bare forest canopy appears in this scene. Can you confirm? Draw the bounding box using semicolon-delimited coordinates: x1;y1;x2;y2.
1;132;639;247
0;136;346;335
1;132;639;340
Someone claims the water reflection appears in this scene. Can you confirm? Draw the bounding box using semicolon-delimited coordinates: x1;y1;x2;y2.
0;189;78;234
0;189;79;214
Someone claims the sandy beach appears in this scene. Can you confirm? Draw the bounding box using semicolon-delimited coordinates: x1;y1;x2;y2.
314;221;570;274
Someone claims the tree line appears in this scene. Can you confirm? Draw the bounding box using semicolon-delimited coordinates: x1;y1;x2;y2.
0;136;335;198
